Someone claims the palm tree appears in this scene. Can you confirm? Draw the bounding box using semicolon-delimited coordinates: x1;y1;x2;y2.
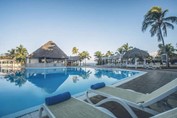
115;47;124;63
122;43;133;53
94;51;104;65
72;47;79;55
115;43;133;62
15;45;28;65
158;43;176;60
105;50;113;57
116;47;124;55
116;43;133;55
142;6;177;66
7;49;16;59
79;51;91;66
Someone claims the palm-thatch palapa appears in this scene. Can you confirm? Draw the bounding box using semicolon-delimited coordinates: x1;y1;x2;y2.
123;48;149;59
123;48;149;68
26;41;68;67
29;41;68;59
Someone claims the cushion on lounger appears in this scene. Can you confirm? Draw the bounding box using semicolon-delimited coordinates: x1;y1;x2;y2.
45;92;71;105
91;82;105;90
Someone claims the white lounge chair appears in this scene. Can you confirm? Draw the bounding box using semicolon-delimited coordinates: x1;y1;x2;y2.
145;63;161;69
86;78;177;117
39;92;116;118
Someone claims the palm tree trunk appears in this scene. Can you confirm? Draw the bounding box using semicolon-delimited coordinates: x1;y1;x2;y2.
79;60;81;66
160;29;169;67
85;58;86;66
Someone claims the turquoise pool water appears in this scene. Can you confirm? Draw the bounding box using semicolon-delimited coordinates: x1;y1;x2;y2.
0;67;140;117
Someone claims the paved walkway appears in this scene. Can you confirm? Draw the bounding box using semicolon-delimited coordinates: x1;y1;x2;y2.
120;69;177;93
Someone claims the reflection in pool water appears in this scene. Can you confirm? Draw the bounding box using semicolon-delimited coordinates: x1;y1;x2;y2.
0;67;139;117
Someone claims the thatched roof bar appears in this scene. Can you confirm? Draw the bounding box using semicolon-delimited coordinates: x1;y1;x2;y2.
29;41;68;59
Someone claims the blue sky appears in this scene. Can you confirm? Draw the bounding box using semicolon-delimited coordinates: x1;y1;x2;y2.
0;0;177;61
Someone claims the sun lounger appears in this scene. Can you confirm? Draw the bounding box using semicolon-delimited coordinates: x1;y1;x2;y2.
39;92;116;118
150;107;177;118
86;78;177;117
144;63;161;69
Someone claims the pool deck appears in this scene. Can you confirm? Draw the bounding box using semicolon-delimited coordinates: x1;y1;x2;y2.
4;68;177;118
88;68;177;118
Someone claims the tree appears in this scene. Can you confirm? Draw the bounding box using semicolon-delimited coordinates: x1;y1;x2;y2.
115;47;124;63
79;51;91;66
122;43;133;53
7;48;16;59
105;50;113;57
115;43;133;63
94;51;104;65
15;45;28;65
116;47;124;55
72;47;79;55
158;43;176;60
7;45;28;65
116;43;133;55
72;47;91;66
142;6;177;67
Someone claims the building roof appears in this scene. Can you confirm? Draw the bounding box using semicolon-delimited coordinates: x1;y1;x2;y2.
123;48;149;59
29;41;68;59
0;55;13;60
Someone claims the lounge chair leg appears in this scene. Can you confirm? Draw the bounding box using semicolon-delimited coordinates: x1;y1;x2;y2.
39;107;44;118
85;91;94;105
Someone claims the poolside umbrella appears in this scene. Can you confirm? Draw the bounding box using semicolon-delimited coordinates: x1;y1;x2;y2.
123;48;149;59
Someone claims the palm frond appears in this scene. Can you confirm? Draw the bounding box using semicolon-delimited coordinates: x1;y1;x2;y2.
150;24;158;37
164;16;177;23
162;24;167;37
144;13;158;21
158;44;163;49
161;9;168;18
164;22;174;29
142;21;154;31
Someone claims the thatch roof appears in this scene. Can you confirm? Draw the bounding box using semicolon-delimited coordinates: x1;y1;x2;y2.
109;54;121;60
29;41;68;59
123;48;149;59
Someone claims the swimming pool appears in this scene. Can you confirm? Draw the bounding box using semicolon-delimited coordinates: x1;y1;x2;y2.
0;67;142;117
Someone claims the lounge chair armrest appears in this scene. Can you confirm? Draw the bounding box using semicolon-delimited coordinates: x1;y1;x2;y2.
86;90;138;118
96;97;138;118
96;106;117;118
85;91;95;105
39;104;55;118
